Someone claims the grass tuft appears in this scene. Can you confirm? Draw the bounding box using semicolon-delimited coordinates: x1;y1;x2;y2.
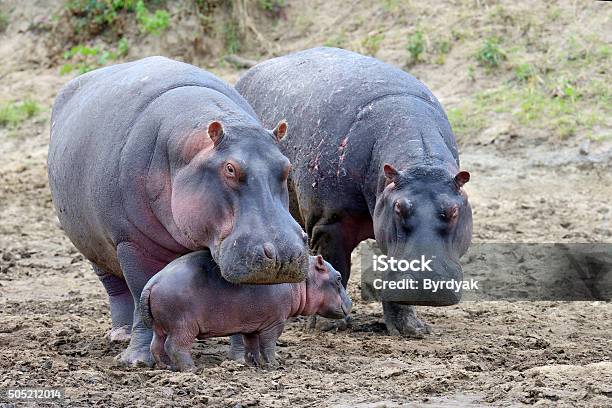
0;100;41;128
476;37;506;69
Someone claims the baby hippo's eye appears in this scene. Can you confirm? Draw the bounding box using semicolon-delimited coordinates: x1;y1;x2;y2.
336;275;343;286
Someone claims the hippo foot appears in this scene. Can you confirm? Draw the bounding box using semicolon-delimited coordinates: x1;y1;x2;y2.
106;325;131;343
228;334;246;363
116;346;155;367
382;302;432;338
261;355;280;370
228;353;246;364
244;352;262;368
155;361;171;371
305;315;352;332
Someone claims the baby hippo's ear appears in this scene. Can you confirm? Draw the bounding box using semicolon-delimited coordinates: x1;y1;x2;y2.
272;120;288;142
314;255;327;273
207;120;224;147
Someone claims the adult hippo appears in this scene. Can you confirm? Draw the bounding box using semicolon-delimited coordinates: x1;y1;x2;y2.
48;56;309;366
236;47;472;336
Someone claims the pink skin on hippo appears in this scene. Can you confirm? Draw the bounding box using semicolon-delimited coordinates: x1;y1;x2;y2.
139;252;352;371
48;57;309;367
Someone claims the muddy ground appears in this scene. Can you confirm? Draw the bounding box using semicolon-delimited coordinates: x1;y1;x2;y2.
1;0;611;407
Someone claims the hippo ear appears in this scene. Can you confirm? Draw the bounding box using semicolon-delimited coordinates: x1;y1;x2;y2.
314;255;326;273
272;120;288;142
383;163;399;185
455;171;470;188
207;121;224;146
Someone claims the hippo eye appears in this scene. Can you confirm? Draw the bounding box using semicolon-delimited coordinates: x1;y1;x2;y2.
225;162;236;177
394;199;412;218
441;205;459;221
336;275;343;286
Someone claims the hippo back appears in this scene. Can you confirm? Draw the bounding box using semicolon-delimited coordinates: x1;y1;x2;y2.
236;47;459;164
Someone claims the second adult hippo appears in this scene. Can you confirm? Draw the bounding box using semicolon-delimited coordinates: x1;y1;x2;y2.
48;56;309;366
236;47;472;336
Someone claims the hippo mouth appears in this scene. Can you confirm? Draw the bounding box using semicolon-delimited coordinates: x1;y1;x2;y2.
341;301;351;317
218;246;308;284
340;292;353;318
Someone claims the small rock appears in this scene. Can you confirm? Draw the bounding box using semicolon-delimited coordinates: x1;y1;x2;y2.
579;140;590;155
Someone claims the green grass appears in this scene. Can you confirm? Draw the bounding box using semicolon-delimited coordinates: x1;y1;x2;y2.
223;21;241;54
0;9;8;32
324;33;347;49
447;106;487;139
0;100;41;128
361;33;384;56
135;0;169;36
381;0;399;13
406;30;425;64
432;38;451;65
62;0;168;38
257;0;285;18
450;28;612;141
448;77;608;140
476;37;506;69
64;0;136;29
514;62;537;82
60;38;129;75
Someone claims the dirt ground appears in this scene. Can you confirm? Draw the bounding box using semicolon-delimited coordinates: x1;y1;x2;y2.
1;0;611;407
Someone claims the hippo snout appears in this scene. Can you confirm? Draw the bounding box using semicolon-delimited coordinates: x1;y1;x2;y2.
381;257;463;306
217;234;308;284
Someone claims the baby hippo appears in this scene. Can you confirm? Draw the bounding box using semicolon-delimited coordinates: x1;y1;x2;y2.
139;250;352;371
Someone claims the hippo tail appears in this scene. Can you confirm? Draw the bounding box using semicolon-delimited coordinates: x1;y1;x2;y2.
139;285;154;329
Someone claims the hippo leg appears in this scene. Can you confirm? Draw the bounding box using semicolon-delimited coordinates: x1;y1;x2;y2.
150;329;171;369
310;221;353;285
242;333;261;367
228;334;246;363
115;242;165;367
382;302;432;338
259;323;284;368
92;263;133;343
164;333;197;372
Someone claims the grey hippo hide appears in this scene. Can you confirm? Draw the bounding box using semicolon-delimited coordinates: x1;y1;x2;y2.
236;47;473;337
48;56;309;366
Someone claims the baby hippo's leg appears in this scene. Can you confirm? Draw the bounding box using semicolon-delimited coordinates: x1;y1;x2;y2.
259;323;284;368
242;334;261;367
150;328;172;370
164;329;198;372
228;334;245;363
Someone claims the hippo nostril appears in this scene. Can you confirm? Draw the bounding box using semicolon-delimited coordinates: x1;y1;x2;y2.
263;242;276;260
